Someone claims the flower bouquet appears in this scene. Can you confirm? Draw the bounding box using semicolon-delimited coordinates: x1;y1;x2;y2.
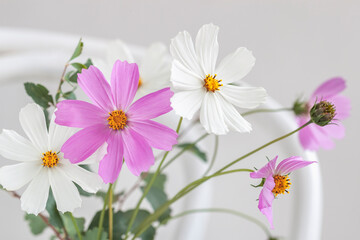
0;23;350;240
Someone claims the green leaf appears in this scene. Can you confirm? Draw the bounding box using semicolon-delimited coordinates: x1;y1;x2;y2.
0;184;4;190
25;214;47;235
63;91;76;100
69;39;84;61
46;190;64;229
177;143;207;162
71;62;87;71
43;108;50;130
83;228;108;240
84;58;93;68
61;213;85;238
24;82;54;109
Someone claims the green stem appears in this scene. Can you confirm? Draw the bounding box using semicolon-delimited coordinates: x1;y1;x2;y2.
132;121;312;238
241;107;293;117
168;208;272;237
108;184;113;240
124;117;183;239
69;213;82;240
97;184;112;240
203;135;219;176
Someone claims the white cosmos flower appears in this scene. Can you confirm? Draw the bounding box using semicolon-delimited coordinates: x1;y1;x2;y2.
92;39;171;98
0;103;104;215
170;23;267;135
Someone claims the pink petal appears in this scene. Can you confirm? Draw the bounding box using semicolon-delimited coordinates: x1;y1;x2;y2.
55;100;107;128
111;60;139;110
61;124;112;164
310;77;346;102
309;124;335;150
129;120;178;151
258;175;275;229
275;156;316;175
298;117;320;151
78;66;114;112
128;88;174;120
98;133;124;184
329;95;351;120
122;128;154;176
250;156;277;179
323;122;345;139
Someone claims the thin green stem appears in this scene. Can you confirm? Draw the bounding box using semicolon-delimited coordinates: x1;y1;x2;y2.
241;107;293;117
124;117;183;239
203;135;219;176
108;183;113;240
168;208;272;237
69;213;82;240
97;184;112;240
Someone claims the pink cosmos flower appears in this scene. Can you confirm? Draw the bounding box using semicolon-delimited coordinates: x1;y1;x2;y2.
297;77;351;150
55;60;178;183
250;156;315;228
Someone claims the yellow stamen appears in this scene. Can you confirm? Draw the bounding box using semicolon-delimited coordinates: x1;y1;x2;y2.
272;175;291;196
107;110;127;130
42;151;59;168
203;74;223;92
138;77;143;88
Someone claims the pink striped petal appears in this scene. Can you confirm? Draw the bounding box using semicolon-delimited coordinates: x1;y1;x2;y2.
78;66;114;112
55;100;107;128
323;122;345;139
111;60;139;110
330;95;351;120
258;175;275;229
310;77;346;102
128;88;173;120
99;133;124;183
250;156;277;179
275;156;315;175
129;120;178;151
61;124;112;164
309;124;335;150
122;128;154;176
298;117;320;151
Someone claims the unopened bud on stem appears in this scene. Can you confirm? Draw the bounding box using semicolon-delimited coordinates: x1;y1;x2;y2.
310;100;336;126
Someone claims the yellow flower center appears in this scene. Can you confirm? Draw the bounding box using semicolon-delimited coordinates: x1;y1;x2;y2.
203;74;223;92
272;175;291;196
42;151;59;168
138;77;143;88
107;110;127;130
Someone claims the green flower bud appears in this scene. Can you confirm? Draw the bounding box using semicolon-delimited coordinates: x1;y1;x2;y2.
310;100;336;126
293;99;309;116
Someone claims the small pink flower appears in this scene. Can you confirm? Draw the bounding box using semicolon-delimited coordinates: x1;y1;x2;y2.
297;77;351;150
250;156;315;228
55;60;178;183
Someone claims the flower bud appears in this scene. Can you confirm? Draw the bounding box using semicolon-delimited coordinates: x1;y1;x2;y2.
293;99;309;116
310;100;336;126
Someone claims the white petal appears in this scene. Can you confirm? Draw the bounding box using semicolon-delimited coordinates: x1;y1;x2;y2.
195;23;219;75
0;162;42;191
216;47;256;84
0;129;40;161
200;92;228;135
60;161;103;193
49;167;81;213
21;168;50;215
171;88;205;120
80;142;108;165
170;31;203;78
217;94;252;133
48;112;77;152
106;39;135;65
220;85;267;109
171;60;204;91
19;104;48;153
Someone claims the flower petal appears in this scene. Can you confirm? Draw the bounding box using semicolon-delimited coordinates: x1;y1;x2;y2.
258;175;275;229
171;88;205;120
55;100;107;128
111;60;139;110
98;133;124;184
129;120;178;151
216;47;256;84
106;39;135;65
0;162;42;191
275;156;315;175
200;92;228;135
61;124;112;164
49;167;81;213
49;113;77;152
309;124;336;150
171;60;204;91
170;31;203;78
128;88;173;120
19;103;48;153
250;156;278;179
20;169;49;215
323;122;345;139
297;117;319;150
311;77;346;101
220;85;267;109
77;66;114;112
330;95;351;120
0;129;39;161
61;160;103;193
195;23;219;75
122;128;154;176
81;143;108;165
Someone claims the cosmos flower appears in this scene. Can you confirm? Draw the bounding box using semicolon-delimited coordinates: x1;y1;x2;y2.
250;156;315;228
92;40;171;98
169;23;267;135
55;60;177;183
295;77;351;150
0;104;103;215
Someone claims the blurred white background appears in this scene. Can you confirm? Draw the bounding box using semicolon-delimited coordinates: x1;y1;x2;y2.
0;0;359;239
